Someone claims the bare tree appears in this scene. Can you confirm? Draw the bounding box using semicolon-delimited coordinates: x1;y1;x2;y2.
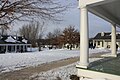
46;28;62;39
0;0;69;28
19;21;45;47
61;25;80;50
37;22;46;51
46;32;55;45
45;27;80;49
52;28;62;48
45;28;62;49
53;28;62;37
0;25;8;35
46;32;55;40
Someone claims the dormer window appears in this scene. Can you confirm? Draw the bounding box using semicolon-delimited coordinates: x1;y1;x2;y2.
101;32;104;36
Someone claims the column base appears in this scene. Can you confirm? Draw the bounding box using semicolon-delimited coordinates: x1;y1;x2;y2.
76;63;89;69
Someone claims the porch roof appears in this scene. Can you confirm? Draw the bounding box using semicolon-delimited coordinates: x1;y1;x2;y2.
80;0;120;26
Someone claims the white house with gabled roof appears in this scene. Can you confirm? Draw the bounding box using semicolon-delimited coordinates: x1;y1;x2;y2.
93;32;120;48
0;35;31;53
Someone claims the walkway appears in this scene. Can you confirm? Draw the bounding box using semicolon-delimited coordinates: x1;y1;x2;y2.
0;52;106;80
0;57;79;80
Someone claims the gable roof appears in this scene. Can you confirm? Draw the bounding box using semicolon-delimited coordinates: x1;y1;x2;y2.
5;36;16;43
22;39;27;43
94;32;120;39
0;35;29;44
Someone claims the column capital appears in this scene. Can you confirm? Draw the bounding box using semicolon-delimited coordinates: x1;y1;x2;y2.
79;6;88;10
80;7;88;11
79;0;87;9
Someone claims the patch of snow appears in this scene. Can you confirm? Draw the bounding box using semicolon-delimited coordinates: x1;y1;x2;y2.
5;36;16;42
27;47;39;52
30;62;77;80
22;39;27;43
30;58;102;80
89;48;109;54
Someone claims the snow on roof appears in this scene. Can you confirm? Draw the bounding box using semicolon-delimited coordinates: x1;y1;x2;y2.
13;36;17;39
5;36;16;43
22;39;27;43
110;32;120;35
0;36;3;39
94;32;120;39
16;41;21;43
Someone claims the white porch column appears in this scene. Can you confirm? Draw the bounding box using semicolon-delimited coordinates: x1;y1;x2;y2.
111;24;117;57
19;45;21;52
79;6;89;68
104;40;107;48
6;45;8;53
15;45;17;53
23;45;25;52
93;40;95;47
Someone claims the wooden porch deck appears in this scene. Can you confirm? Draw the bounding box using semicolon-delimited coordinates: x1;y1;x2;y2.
77;53;120;80
89;53;120;76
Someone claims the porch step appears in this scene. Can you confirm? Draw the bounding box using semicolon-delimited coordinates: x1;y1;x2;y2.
77;68;120;80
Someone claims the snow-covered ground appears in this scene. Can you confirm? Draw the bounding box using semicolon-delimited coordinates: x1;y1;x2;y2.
30;58;102;80
30;62;77;80
29;48;120;80
0;48;110;73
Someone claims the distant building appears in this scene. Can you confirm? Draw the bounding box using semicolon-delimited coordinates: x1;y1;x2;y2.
0;35;31;53
93;32;120;48
63;43;80;50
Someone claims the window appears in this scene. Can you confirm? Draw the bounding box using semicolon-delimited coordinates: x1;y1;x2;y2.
98;41;100;45
102;41;104;47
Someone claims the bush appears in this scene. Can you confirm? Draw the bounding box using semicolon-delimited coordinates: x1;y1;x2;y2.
70;75;79;80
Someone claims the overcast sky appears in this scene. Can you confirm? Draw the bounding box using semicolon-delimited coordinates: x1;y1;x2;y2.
12;0;120;38
45;0;112;38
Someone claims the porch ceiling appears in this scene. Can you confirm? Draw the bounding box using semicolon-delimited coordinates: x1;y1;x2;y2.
87;0;120;26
